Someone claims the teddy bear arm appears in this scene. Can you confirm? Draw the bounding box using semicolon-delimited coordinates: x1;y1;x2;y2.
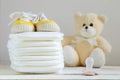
96;36;112;53
62;36;76;46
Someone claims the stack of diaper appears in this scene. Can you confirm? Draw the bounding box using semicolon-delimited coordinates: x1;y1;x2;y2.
8;12;64;73
8;32;64;73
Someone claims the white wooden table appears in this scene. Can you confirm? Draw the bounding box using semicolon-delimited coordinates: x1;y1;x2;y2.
0;65;120;79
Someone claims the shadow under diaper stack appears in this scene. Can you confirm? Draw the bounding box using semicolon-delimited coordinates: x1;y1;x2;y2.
7;12;64;73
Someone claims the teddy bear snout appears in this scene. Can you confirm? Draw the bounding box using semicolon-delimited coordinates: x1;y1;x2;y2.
85;26;88;29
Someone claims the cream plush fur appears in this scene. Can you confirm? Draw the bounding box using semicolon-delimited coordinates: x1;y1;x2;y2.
62;13;112;67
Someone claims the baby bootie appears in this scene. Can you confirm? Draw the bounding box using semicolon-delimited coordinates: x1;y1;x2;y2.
33;13;60;32
9;12;34;33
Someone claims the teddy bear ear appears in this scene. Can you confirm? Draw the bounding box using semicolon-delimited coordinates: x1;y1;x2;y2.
98;15;107;23
74;12;82;21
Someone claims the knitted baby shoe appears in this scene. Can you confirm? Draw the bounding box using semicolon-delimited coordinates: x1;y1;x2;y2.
33;13;60;32
9;12;34;33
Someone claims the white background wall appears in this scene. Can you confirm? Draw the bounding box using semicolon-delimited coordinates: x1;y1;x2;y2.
0;0;120;66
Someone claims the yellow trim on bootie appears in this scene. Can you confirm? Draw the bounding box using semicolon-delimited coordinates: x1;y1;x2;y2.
36;20;57;27
13;19;33;26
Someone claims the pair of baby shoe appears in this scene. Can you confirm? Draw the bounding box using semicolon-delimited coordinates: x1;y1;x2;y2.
9;12;60;33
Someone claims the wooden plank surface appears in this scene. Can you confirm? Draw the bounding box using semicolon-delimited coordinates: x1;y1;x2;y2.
0;65;120;79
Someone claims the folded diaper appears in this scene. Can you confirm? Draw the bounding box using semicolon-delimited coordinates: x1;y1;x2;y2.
11;63;64;73
9;51;63;56
8;46;62;53
9;32;64;41
8;40;61;47
10;54;63;61
11;59;64;66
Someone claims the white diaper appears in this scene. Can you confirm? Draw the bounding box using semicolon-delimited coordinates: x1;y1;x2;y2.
8;40;61;47
8;46;62;53
9;32;64;41
11;59;64;66
10;54;63;61
9;51;63;56
11;63;64;73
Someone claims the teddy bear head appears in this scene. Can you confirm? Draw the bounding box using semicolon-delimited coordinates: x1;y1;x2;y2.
75;13;106;38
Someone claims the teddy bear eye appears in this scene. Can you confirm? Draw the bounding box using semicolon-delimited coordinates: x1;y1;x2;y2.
83;24;86;26
90;23;93;26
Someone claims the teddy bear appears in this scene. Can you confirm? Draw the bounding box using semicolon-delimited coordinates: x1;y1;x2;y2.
62;12;112;68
